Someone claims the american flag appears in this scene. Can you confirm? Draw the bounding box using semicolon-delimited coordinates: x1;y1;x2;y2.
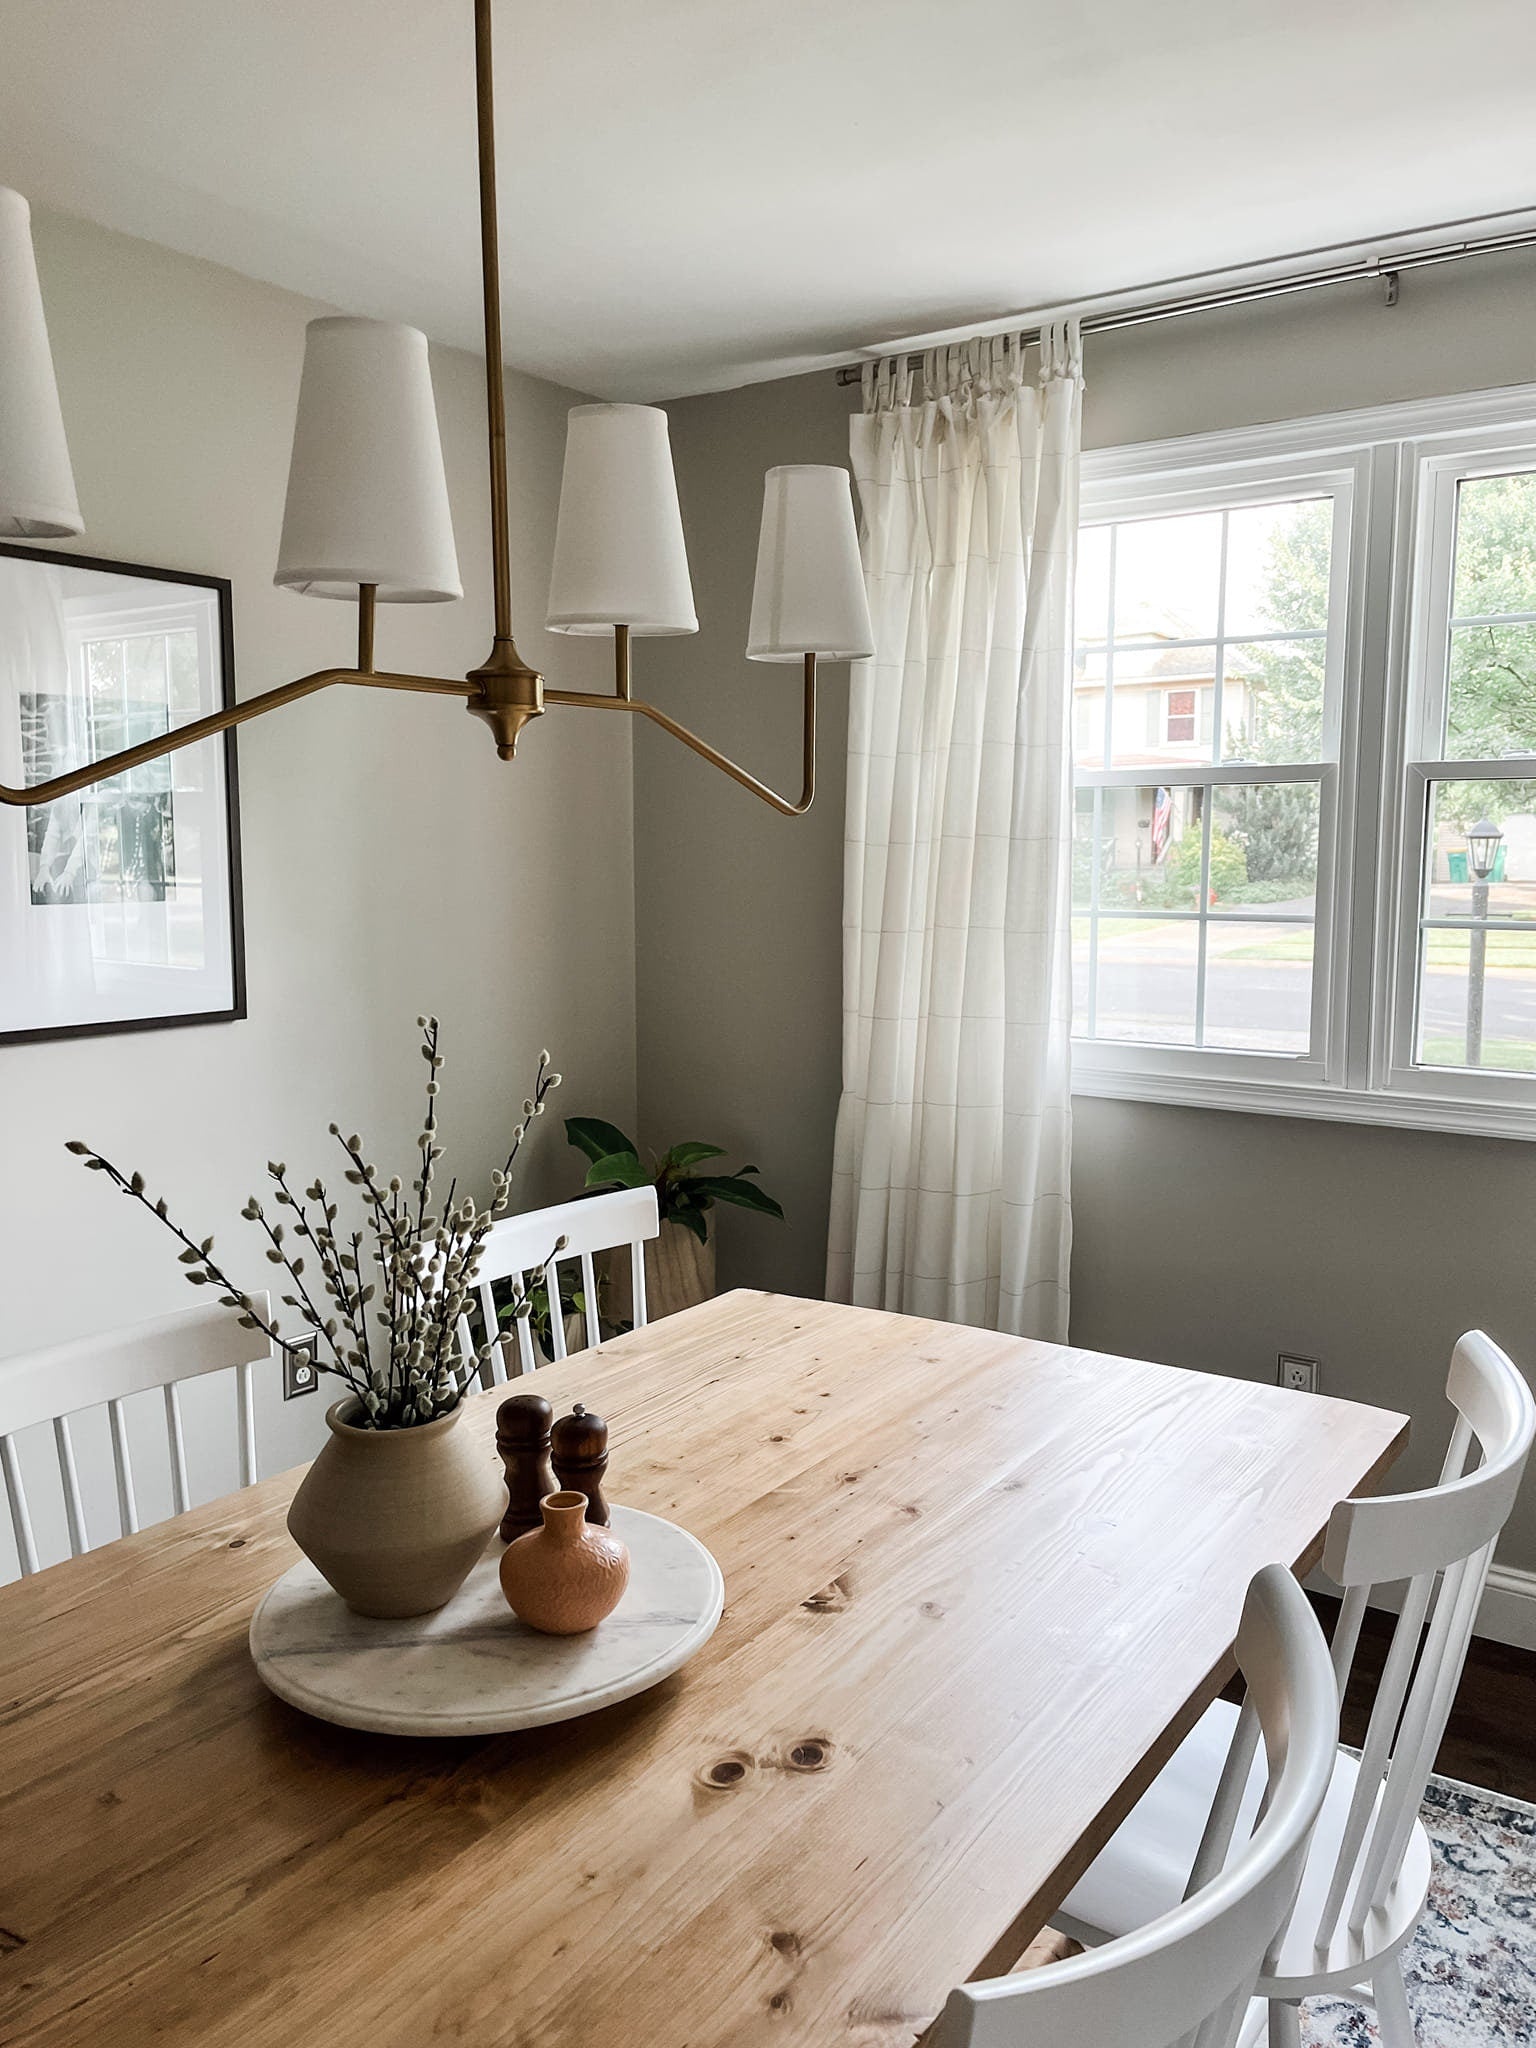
1150;785;1172;864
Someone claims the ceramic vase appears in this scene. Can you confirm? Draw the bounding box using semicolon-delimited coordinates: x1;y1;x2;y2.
287;1398;503;1619
498;1490;630;1634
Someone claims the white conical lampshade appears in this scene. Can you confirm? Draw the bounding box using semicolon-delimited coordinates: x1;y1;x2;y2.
747;466;873;662
275;317;460;602
0;188;82;538
546;403;696;635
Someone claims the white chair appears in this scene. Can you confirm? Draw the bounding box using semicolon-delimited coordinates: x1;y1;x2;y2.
0;1297;275;1577
930;1564;1338;2048
457;1185;660;1383
1060;1330;1536;2048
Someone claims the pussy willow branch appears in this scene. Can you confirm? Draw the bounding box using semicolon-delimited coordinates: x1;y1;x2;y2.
64;1147;288;1355
70;1022;561;1428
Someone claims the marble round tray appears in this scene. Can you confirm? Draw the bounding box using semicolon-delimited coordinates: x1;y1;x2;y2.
249;1505;724;1737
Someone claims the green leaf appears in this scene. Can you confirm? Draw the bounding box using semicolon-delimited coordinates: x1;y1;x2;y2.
584;1150;650;1190
688;1174;785;1220
670;1204;710;1244
565;1116;636;1166
661;1141;726;1173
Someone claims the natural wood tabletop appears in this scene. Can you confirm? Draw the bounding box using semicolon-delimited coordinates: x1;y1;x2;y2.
0;1290;1407;2048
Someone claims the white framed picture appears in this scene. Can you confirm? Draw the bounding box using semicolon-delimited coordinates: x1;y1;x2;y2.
0;543;245;1044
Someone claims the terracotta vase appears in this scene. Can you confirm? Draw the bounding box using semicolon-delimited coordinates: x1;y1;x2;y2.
498;1490;630;1634
287;1399;503;1620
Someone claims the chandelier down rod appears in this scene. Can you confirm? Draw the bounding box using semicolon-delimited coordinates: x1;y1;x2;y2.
0;0;829;818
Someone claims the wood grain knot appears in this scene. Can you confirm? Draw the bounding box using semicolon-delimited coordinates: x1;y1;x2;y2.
785;1738;831;1772
698;1752;753;1790
769;1930;802;1957
227;1537;247;1549
0;1927;27;1953
769;1990;792;2013
920;1600;945;1620
801;1573;851;1613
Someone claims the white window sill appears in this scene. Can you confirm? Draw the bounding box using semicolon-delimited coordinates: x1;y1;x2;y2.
1070;1062;1536;1142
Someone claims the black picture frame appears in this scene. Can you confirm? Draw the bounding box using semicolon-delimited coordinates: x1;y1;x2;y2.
0;540;246;1047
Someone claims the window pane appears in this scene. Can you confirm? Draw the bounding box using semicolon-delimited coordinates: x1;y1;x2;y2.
1076;524;1112;641
1418;777;1536;1074
1113;510;1223;642
1209;782;1320;912
1223;498;1332;637
1203;922;1315;1053
1451;472;1536;620
1092;918;1199;1046
1423;778;1536;921
1088;784;1204;911
1416;930;1536;1074
1445;622;1536;760
1221;639;1326;764
1071;789;1097;909
1105;645;1217;767
1072;481;1340;1074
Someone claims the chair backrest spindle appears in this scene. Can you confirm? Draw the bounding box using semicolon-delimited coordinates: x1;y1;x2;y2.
1307;1330;1534;1962
457;1188;660;1382
0;1297;275;1581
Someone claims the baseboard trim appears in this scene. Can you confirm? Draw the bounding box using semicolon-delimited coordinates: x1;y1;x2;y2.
1303;1563;1536;1654
1477;1564;1536;1652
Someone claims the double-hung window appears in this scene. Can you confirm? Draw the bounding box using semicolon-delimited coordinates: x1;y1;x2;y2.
1071;388;1536;1140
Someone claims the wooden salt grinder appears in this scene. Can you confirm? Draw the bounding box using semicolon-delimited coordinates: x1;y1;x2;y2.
550;1403;611;1526
495;1392;556;1539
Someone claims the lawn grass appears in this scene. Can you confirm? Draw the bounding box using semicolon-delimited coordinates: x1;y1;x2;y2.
1419;1037;1536;1073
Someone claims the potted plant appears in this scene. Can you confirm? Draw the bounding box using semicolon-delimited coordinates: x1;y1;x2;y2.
565;1118;783;1322
69;1019;563;1617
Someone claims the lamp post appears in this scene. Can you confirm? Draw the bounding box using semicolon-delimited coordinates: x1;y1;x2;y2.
1464;819;1503;1068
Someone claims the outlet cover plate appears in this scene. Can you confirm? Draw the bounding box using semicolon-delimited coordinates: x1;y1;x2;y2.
283;1334;321;1401
1277;1353;1319;1395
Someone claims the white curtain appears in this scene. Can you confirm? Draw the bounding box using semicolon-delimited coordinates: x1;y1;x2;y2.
826;325;1082;1339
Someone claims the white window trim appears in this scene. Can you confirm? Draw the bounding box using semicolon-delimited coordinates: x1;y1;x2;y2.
1072;380;1536;1143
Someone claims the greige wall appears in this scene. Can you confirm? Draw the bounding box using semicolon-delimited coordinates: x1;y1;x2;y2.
0;213;636;1571
637;247;1536;1574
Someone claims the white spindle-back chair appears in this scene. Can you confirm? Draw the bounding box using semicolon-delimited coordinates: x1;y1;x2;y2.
1061;1330;1535;2048
931;1565;1338;2048
456;1186;659;1384
0;1298;275;1578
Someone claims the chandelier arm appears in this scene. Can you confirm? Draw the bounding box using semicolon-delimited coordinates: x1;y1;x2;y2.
0;667;479;809
544;651;818;816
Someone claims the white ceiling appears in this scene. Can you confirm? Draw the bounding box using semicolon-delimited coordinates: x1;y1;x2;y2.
3;0;1535;402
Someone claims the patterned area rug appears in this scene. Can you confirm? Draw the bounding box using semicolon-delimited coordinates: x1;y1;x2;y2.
1305;1774;1536;2046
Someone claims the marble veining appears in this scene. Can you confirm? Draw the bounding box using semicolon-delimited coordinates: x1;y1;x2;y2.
250;1504;724;1736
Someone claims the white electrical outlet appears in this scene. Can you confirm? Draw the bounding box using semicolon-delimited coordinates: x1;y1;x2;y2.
282;1334;321;1400
1278;1353;1319;1395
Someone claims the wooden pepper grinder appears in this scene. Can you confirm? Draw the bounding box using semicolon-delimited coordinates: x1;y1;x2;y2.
495;1392;556;1540
550;1403;611;1527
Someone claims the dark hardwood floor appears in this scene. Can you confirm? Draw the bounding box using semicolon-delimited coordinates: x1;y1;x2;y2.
1219;1596;1536;1802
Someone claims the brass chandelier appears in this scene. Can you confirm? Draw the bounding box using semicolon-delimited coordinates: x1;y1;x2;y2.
0;0;872;817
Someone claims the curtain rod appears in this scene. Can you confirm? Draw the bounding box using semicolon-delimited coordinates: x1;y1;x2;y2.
832;217;1536;386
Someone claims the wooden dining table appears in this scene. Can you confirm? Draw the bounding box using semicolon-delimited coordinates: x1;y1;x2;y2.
0;1290;1407;2048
